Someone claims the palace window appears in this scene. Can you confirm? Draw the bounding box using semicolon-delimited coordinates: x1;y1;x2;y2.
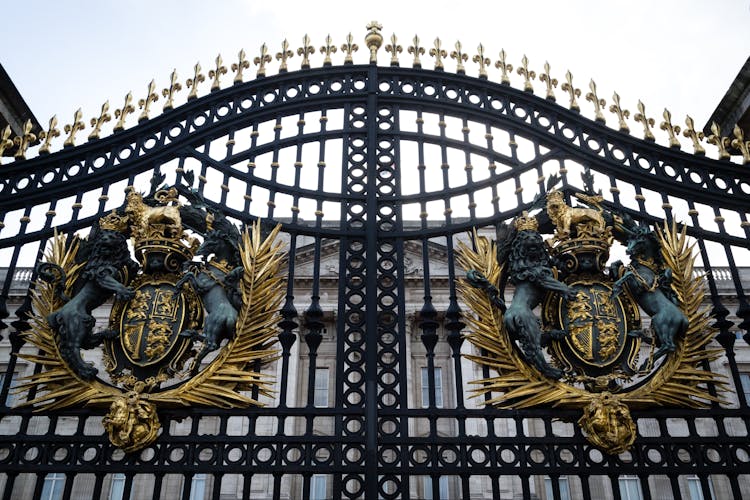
739;372;750;404
423;476;449;500
687;475;715;500
421;367;443;408
314;367;330;407
544;476;572;500
108;473;131;500
0;370;18;407
618;476;643;500
188;473;206;500
311;474;327;500
40;473;65;500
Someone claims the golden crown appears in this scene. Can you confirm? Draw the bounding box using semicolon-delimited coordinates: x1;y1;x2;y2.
125;191;194;267
514;211;539;232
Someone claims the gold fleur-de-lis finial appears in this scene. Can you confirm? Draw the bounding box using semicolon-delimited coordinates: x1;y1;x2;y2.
472;44;490;79
320;35;338;66
114;91;135;131
138;79;159;122
0;125;14;159
408;35;425;68
634;100;655;141
253;45;271;77
63;108;86;147
88;101;111;140
585;80;606;123
13;119;37;159
561;70;580;111
516;55;535;92
682;115;705;155
609;92;630;132
341;33;359;64
429;38;447;70
731;125;750;164
186;62;205;100
494;49;513;84
276;39;294;72
450;41;468;74
707;122;730;160
385;33;402;66
365;21;383;63
659;108;681;149
233;49;251;82
209;54;228;91
298;34;315;69
161;69;182;111
538;61;558;101
39;115;60;154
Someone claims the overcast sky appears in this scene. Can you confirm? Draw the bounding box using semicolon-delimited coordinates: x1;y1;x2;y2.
2;0;749;151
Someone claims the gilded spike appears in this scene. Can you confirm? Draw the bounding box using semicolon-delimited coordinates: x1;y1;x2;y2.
585;80;606;123
516;55;535;92
682;115;705;155
0;125;13;159
161;69;182;111
539;61;558;101
39;115;60;155
429;38;447;70
731;125;750;164
707;122;730;160
186;63;205;100
88;101;111;140
561;70;580;111
276;39;294;72
472;44;490;79
450;41;468;74
634;100;655;141
297;34;315;69
114;92;135;131
252;45;271;77
320;35;338;66
494;49;513;85
208;55;228;91
659;108;681;149
609;92;630;132
385;33;402;67
407;35;425;68
63;108;86;147
233;49;251;83
365;21;383;63
13;119;37;160
137;80;159;122
340;33;359;64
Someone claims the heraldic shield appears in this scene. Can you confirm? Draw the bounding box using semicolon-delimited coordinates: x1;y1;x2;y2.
17;181;287;453
459;180;726;455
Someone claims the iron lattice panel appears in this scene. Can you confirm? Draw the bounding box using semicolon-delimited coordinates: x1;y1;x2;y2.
0;64;749;499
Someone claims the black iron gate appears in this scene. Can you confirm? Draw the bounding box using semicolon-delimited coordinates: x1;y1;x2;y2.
1;26;750;499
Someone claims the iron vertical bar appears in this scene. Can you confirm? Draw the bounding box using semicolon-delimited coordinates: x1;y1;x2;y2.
364;61;380;500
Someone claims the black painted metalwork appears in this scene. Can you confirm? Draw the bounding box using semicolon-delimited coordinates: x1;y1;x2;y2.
1;61;750;499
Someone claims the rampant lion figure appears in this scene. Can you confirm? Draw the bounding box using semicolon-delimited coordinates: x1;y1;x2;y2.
503;226;575;379
39;228;139;380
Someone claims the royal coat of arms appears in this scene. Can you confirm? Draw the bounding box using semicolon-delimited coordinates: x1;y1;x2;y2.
17;185;286;452
459;186;726;454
